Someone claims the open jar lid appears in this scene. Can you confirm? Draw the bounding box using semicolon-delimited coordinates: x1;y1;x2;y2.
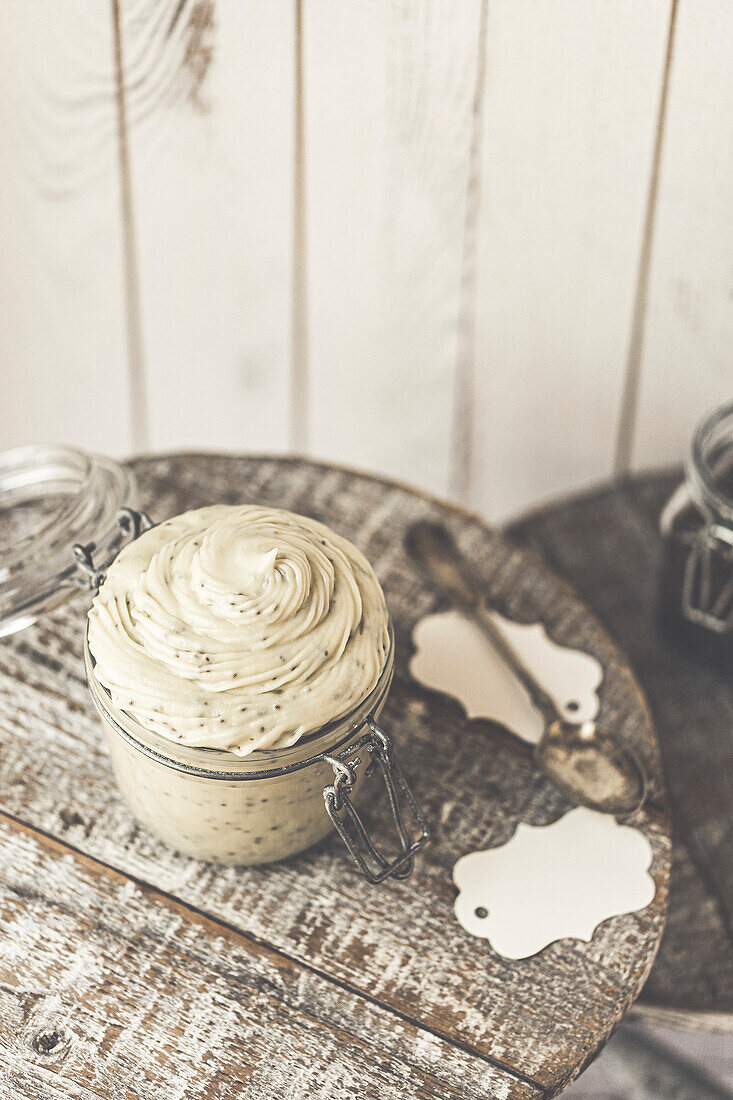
0;443;135;637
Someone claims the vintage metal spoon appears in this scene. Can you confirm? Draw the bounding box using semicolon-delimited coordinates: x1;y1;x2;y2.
405;521;646;815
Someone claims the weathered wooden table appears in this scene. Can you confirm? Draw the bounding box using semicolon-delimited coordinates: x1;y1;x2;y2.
1;455;671;1098
510;471;733;1034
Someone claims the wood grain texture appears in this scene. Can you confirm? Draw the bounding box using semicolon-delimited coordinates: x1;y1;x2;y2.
467;0;672;520
0;3;729;525
119;0;295;453
0;1;132;455
613;0;678;475
0;454;670;1097
1;818;530;1100
632;1;733;470
303;0;484;494
510;470;733;1020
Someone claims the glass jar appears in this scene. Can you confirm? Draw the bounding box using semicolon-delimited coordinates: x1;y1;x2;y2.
85;622;427;877
659;400;733;669
0;443;428;882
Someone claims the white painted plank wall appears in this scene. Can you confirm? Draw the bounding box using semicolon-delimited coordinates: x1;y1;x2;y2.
0;1;731;521
0;1;132;456
119;0;295;455
466;0;672;520
303;0;484;496
633;0;733;470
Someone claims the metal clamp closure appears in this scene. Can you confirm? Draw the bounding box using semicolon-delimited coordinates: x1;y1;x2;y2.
683;522;733;633
323;718;429;884
72;507;155;591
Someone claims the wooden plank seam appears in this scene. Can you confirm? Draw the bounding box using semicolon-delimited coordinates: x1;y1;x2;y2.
1;806;546;1097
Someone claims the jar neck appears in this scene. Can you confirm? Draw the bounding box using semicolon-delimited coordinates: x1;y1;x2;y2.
686;400;733;524
85;621;395;779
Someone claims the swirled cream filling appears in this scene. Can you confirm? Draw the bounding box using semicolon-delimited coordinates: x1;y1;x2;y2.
87;505;390;755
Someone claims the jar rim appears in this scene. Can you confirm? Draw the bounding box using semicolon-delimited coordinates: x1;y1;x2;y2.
688;399;733;520
84;619;395;781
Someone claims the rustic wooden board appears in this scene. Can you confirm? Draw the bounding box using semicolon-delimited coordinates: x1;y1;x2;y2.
0;454;671;1097
510;469;733;1023
1;818;529;1100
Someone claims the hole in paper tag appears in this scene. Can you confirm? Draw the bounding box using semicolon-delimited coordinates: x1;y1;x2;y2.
409;609;602;744
453;808;655;958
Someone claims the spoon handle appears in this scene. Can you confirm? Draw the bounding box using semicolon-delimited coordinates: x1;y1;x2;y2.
405;521;559;724
472;603;559;725
404;521;480;610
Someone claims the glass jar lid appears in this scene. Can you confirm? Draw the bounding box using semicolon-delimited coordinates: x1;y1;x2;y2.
0;443;135;637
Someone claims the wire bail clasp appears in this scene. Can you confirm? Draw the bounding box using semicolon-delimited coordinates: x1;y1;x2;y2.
682;521;733;633
72;507;155;592
323;718;429;884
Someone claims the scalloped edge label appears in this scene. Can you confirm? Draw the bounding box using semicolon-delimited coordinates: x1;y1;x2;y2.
410;609;602;744
453;808;655;958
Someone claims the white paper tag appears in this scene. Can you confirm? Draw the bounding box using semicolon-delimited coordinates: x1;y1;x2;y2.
409;609;655;957
410;609;602;743
453;808;655;958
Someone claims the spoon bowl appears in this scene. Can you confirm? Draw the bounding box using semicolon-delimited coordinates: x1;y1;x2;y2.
537;719;646;815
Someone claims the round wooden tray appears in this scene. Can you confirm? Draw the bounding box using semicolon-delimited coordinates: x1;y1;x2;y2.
510;470;733;1032
0;455;670;1099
